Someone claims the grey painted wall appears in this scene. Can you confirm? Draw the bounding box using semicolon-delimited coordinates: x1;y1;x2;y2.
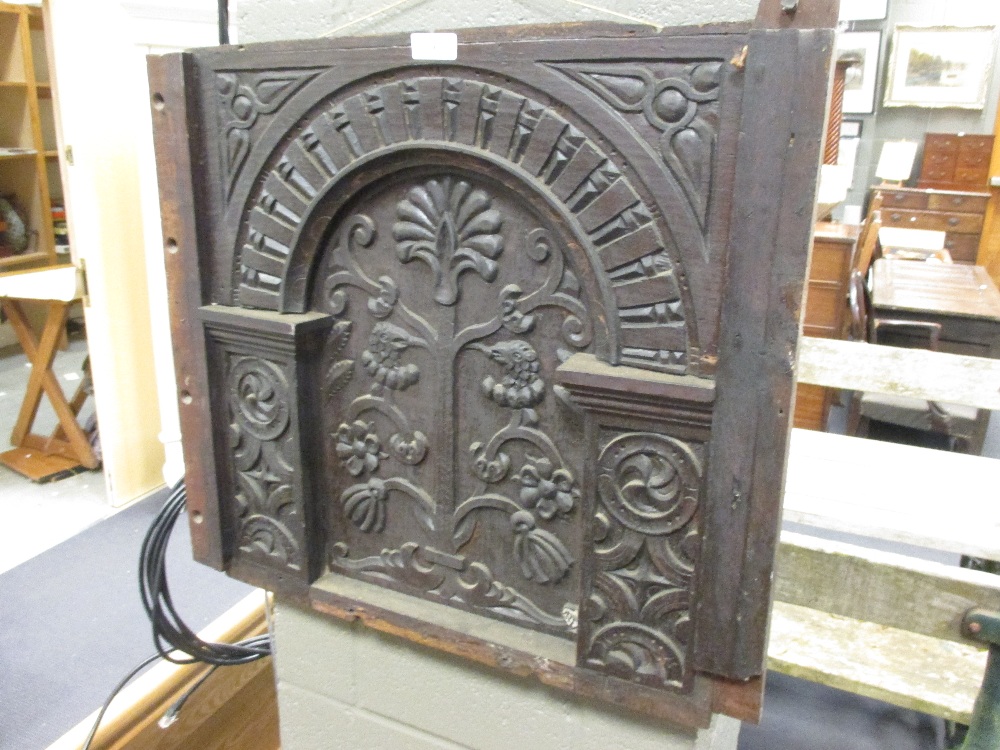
237;0;758;43
841;0;1000;214
272;602;741;750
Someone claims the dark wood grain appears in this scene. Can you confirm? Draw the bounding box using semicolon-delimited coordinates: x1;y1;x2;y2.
692;25;834;680
148;53;225;569
150;3;834;724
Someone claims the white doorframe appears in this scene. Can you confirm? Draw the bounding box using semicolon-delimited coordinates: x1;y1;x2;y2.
44;0;220;504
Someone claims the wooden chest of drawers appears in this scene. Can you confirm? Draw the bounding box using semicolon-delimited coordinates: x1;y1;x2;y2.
795;222;860;431
878;186;989;264
918;132;993;192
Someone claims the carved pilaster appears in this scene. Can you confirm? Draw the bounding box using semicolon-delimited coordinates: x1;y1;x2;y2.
201;306;333;580
557;353;712;693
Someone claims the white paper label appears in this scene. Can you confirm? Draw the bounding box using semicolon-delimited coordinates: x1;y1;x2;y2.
411;32;458;61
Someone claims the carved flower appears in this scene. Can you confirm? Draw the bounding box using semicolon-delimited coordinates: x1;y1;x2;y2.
479;340;545;409
392;178;504;306
361;322;420;391
342;478;388;533
470;441;511;484
390;431;428;465
334;420;385;476
510;510;573;584
517;456;578;519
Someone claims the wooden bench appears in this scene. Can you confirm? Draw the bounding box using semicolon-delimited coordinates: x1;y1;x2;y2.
771;338;1000;725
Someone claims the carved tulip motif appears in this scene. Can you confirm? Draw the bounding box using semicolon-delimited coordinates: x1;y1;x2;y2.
342;478;389;533
510;510;573;584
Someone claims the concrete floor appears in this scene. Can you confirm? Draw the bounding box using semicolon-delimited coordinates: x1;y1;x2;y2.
0;336;111;574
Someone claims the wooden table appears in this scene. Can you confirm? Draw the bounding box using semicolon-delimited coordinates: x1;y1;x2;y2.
869;258;1000;452
870;258;1000;358
0;264;98;481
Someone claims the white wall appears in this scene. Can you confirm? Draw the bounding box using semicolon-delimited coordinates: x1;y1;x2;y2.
46;0;224;501
239;1;754;748
120;0;222;486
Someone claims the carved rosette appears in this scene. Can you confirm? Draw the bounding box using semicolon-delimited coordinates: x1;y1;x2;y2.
579;432;703;691
228;355;302;569
233;73;696;373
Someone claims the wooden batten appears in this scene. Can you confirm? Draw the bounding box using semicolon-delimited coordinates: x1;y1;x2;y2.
147;53;225;570
47;593;277;750
798;336;1000;410
776;531;1000;645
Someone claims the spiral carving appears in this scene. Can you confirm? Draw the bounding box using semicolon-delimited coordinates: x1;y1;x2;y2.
580;431;704;691
229;357;291;441
596;433;700;536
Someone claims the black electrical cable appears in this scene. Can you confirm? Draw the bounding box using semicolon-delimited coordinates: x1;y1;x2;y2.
82;480;271;749
81;653;164;750
139;481;271;666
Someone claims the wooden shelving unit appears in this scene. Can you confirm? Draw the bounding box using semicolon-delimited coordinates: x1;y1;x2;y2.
0;2;61;270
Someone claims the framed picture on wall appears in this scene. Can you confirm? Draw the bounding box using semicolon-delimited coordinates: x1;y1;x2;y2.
838;31;882;114
884;26;996;109
839;0;887;22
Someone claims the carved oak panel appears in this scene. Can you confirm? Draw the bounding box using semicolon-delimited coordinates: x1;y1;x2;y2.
150;5;835;727
315;172;597;636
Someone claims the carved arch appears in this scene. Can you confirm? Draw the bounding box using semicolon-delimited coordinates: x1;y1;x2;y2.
229;74;700;374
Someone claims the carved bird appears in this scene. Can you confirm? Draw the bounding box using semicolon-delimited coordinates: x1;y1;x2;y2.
362;322;420;391
473;339;546;409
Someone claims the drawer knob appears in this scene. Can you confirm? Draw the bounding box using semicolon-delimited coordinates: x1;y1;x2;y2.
948;217;959;226
910;216;917;223
891;213;901;221
953;197;963;205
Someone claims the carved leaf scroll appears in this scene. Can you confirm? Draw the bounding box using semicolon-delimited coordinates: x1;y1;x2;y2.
228;355;302;569
217;69;321;201
552;61;723;233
